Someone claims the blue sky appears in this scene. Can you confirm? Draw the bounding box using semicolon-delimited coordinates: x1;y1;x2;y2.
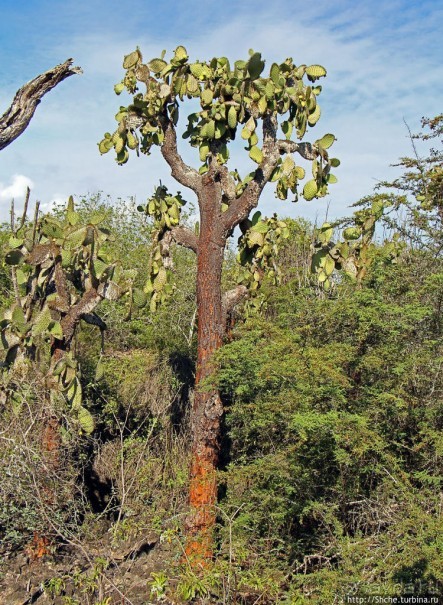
0;0;442;222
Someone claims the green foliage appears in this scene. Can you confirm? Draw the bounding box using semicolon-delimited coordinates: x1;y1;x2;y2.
311;194;401;290
137;184;187;311
236;213;291;292
148;571;169;600
214;244;443;599
3;76;443;603
100;46;337;202
176;571;210;601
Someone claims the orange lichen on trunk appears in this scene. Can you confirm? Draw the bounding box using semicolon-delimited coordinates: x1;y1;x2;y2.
185;449;218;565
31;414;62;555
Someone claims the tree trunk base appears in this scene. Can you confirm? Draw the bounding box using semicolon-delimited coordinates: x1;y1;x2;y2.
185;448;218;568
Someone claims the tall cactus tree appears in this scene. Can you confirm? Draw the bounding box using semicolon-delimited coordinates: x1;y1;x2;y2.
100;46;339;563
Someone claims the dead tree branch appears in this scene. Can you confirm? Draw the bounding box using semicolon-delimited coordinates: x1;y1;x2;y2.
0;59;82;151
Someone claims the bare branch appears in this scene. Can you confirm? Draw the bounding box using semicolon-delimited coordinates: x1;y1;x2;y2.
160;115;202;194
18;187;31;231
278;140;318;160
171;225;199;253
222;285;249;320
187;307;197;347
32;201;40;245
160;225;198;269
0;59;82;151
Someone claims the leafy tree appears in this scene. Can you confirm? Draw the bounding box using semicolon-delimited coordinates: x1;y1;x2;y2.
101;45;339;562
379;115;443;252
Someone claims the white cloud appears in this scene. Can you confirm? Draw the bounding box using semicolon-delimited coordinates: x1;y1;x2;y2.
0;174;34;202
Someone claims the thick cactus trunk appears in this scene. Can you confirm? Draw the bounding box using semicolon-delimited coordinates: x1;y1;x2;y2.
185;193;225;565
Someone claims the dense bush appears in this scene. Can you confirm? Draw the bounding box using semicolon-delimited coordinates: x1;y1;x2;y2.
216;241;443;600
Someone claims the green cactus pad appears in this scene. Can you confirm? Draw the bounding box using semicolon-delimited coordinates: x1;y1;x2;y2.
154;267;167;290
123;50;140;70
201;88;214;106
77;406;95;434
249;145;263;164
148;58;167;73
174;46;188;62
248;231;265;247
294;166;306;179
324;255;335;276
317;133;335;149
343;227;362;240
5;249;24;265
32;306;51;336
114;82;125;95
308;104;321;126
228;106;237;129
186;74;199;94
133;288;148;308
305;65;327;79
303;179;318;201
247;52;265;80
270;63;280;85
127;132;138;150
189;63;204;79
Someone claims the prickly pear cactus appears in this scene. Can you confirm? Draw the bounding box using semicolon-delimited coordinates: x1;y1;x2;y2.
237;212;290;291
136;184;187;311
100;46;340;325
311;196;401;291
99;47;342;560
100;46;338;203
0;195;136;433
